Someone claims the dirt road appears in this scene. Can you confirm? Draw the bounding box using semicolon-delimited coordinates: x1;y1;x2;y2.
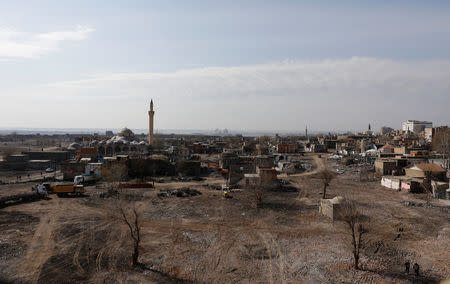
17;197;62;283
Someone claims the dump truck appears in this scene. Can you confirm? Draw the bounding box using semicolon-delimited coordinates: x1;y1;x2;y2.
48;183;85;197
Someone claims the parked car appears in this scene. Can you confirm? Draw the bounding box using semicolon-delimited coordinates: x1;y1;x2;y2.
45;168;54;173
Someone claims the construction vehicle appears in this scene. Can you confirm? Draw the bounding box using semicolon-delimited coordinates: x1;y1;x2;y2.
74;174;97;185
47;182;85;197
223;191;232;199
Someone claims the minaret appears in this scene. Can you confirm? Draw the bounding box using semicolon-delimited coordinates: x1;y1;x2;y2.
305;126;308;140
148;100;155;145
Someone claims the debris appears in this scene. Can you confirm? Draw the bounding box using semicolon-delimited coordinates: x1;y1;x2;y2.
404;201;430;207
157;188;202;198
273;185;298;192
177;176;205;182
204;184;222;190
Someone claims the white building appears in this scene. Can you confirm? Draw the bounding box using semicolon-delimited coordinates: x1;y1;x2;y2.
402;120;432;133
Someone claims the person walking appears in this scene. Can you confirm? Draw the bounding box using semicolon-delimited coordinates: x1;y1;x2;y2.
405;261;410;274
413;263;420;276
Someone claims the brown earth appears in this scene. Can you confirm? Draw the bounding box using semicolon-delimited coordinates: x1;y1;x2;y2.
0;157;448;283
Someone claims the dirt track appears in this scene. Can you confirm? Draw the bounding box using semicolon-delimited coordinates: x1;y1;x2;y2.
0;160;449;283
18;197;63;283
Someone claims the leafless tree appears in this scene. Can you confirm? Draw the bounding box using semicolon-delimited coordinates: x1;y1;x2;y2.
112;201;143;267
358;165;369;182
377;135;390;144
258;136;271;146
339;201;367;270
316;168;337;199
253;186;264;209
1;146;17;160
102;163;128;196
290;176;310;199
130;159;147;182
433;128;450;169
247;182;264;209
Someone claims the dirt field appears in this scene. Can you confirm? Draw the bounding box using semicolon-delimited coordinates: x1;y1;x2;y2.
0;159;449;283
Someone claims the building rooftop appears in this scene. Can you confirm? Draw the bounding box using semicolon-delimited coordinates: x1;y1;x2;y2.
382;144;395;149
408;163;446;173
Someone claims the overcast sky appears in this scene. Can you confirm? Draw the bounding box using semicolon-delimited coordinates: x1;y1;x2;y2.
1;0;449;133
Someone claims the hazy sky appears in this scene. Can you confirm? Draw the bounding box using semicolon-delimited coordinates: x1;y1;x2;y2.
1;0;449;133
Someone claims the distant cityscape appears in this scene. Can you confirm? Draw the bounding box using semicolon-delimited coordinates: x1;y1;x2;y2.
1;1;449;282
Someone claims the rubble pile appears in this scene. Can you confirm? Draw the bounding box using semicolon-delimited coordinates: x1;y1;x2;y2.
404;201;432;207
300;162;314;172
158;188;202;198
204;184;222;190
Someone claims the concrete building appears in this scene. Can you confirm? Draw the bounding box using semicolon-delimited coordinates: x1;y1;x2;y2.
380;144;395;154
220;152;274;174
380;176;423;192
23;151;71;163
319;196;346;221
244;166;279;189
424;127;433;142
277;143;299;153
402;120;432;133
375;159;397;175
405;163;447;181
61;161;86;180
311;143;328;153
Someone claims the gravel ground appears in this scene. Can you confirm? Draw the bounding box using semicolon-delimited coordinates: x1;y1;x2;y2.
0;160;448;283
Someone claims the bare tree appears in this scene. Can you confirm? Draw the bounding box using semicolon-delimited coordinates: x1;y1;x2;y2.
358;165;369;182
252;185;264;209
245;182;264;209
339;201;367;270
316;168;336;199
104;163;143;267
113;201;143;267
129;159;148;182
1;146;17;160
433;128;450;170
290;176;310;199
102;163;128;196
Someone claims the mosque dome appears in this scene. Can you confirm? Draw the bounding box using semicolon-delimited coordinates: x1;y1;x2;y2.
68;142;81;150
108;135;128;143
118;127;135;137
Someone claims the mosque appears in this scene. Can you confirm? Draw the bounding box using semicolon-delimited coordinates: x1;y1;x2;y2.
79;100;155;156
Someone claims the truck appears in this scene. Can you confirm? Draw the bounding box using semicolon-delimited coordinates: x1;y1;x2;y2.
74;174;97;185
48;183;85;197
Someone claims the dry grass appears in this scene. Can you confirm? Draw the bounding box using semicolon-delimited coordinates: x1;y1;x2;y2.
0;158;449;283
